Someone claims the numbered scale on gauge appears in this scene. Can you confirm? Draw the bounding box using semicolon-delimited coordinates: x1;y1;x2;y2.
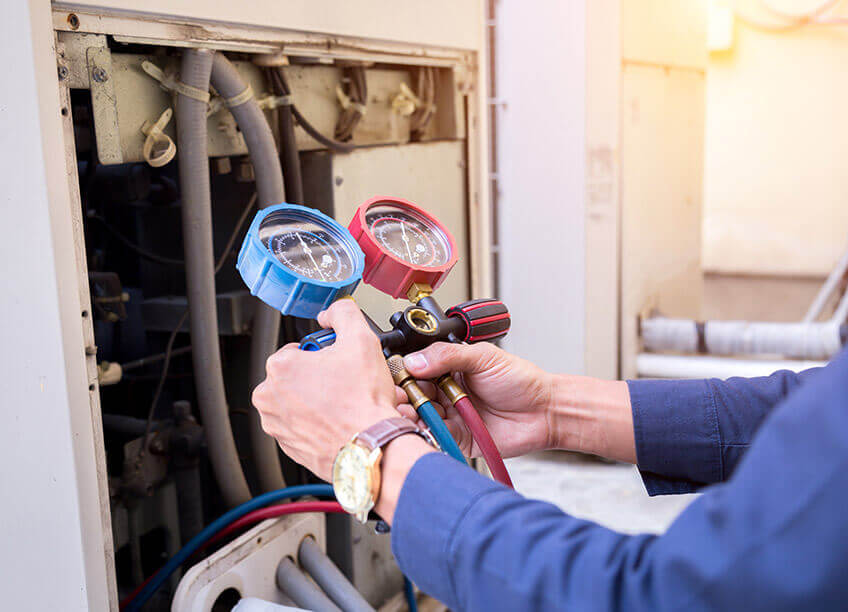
364;204;451;268
349;196;459;299
260;216;354;283
237;204;365;318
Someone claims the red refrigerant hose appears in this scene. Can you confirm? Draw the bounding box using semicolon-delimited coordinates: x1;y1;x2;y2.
454;396;513;488
206;501;344;548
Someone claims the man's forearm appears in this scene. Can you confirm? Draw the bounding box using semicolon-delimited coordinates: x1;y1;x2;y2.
547;375;636;463
374;435;436;524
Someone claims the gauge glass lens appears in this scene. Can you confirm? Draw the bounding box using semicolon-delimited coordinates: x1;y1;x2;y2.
364;203;451;268
258;211;355;282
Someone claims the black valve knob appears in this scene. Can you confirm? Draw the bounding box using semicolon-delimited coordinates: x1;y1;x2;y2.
446;298;510;343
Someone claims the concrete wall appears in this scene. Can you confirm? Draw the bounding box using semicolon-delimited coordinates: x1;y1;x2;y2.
618;0;709;378
704;0;848;278
495;0;587;374
496;0;707;378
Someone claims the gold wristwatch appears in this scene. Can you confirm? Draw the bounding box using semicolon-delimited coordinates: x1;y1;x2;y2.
332;417;436;523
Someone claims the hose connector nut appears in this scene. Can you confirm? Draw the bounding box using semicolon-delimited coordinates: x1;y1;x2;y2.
435;374;468;405
387;355;428;409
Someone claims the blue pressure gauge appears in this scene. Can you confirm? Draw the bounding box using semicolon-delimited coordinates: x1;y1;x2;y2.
237;204;365;318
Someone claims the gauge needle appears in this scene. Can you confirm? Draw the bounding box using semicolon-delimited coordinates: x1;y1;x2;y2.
297;232;326;281
400;222;414;261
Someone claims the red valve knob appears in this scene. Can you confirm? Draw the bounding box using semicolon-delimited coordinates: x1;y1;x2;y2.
446;299;510;343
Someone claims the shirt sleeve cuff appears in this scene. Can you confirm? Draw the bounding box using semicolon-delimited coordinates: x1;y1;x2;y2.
627;378;723;494
390;452;506;607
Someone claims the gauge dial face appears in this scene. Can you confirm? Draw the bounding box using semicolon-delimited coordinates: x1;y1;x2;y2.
258;211;356;283
364;203;451;268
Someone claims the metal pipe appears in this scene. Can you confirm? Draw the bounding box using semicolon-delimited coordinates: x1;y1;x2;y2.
831;282;848;324
298;537;375;612
804;246;848;322
276;557;342;612
636;353;825;379
176;48;252;506
210;54;287;492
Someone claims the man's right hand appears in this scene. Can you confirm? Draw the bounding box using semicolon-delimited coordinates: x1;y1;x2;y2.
399;342;636;463
400;342;555;458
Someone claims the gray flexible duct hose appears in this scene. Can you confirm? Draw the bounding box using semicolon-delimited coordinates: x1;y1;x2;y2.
210;54;287;492
176;48;252;507
276;558;342;612
299;537;375;612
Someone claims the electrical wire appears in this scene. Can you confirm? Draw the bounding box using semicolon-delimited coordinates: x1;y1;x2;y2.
134;193;257;464
88;213;185;266
454;396;513;488
334;66;367;142
120;345;192;371
135;308;188;464
410;67;436;140
271;68;356;153
122;484;335;611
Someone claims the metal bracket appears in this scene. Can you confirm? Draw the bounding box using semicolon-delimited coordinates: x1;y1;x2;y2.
87;46;123;164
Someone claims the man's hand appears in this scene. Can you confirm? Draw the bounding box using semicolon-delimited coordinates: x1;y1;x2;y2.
399;342;556;458
251;299;400;481
401;342;636;463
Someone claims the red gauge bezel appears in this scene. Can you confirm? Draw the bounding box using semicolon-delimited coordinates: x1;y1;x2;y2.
348;196;459;299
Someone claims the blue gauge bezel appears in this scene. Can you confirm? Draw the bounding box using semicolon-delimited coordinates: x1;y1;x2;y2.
236;203;365;318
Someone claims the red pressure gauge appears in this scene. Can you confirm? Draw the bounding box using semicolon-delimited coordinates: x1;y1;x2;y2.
348;196;459;299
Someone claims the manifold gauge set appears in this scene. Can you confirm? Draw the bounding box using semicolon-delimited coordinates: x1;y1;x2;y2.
237;196;510;354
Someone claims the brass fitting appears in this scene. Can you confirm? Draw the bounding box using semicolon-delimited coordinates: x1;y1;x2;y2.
406;282;433;304
404;307;438;334
386;354;428;409
435;374;467;405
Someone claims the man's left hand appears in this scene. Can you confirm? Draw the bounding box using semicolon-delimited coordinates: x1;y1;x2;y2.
252;299;401;481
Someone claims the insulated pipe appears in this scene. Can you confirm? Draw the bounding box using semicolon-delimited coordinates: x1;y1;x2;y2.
210;54;287;492
298;537;375;612
641;316;845;360
636;353;826;379
276;557;342;612
176;48;251;506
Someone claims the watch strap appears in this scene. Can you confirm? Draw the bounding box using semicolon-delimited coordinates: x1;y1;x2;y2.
355;417;428;450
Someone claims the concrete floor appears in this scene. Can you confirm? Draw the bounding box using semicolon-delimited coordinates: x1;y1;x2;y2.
505;451;697;534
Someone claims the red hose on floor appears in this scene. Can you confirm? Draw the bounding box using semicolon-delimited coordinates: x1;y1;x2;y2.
454;396;513;488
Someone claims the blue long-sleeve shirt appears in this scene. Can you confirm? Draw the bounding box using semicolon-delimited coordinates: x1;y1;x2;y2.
390;349;847;610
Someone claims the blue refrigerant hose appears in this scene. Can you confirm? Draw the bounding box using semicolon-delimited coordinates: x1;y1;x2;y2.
404;575;419;612
417;400;466;464
125;484;335;611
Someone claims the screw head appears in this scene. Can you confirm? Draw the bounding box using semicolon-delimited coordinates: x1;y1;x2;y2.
57;65;69;80
91;67;108;83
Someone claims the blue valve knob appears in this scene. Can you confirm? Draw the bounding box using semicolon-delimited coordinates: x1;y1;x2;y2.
300;329;337;351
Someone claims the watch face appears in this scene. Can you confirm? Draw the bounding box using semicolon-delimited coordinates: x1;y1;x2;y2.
332;444;375;514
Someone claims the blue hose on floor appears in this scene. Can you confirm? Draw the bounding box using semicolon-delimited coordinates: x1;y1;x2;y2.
125;484;335;611
417;400;466;464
